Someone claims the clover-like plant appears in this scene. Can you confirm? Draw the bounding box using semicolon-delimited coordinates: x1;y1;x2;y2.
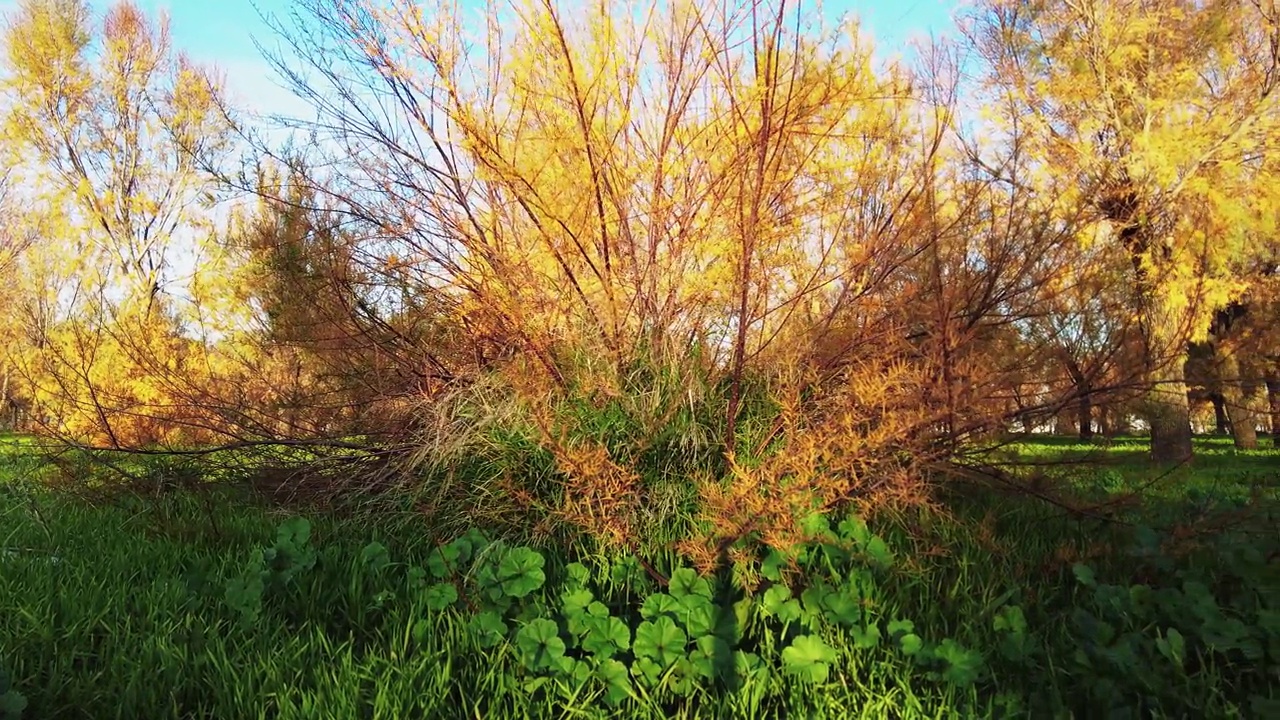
0;666;26;720
469;611;509;648
424;582;459;611
581;615;630;657
496;547;547;599
781;634;839;683
668;568;712;601
632;615;688;686
515;618;566;673
359;541;391;574
223;517;320;628
933;639;985;686
993;605;1031;661
594;658;633;706
760;585;802;624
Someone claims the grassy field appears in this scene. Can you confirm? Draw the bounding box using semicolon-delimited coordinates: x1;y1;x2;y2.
1;434;1278;719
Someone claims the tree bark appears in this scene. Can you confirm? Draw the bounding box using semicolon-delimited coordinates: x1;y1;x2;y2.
1217;348;1258;450
1064;360;1092;440
0;365;8;431
1268;373;1280;444
1146;349;1193;463
1077;389;1093;440
1211;393;1230;435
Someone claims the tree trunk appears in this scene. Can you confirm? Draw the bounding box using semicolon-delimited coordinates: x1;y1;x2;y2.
1099;404;1112;437
1268;373;1280;444
0;364;8;430
1146;349;1193;463
1064;360;1092;440
1217;349;1258;450
1077;391;1093;440
1211;393;1231;435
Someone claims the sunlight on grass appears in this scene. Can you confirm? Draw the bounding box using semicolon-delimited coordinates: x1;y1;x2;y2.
2;438;1278;718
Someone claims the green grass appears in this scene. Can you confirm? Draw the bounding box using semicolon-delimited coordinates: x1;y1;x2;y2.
1;436;1278;719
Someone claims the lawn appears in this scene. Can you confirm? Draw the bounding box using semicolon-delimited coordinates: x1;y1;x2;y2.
1;435;1277;719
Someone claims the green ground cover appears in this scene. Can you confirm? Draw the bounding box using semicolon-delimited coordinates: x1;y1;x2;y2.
1;434;1277;718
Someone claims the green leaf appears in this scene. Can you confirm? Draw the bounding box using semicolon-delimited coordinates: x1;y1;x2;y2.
565;562;591;588
497;547;546;598
1072;563;1096;587
837;516;870;545
521;676;549;694
782;635;838;683
412;619;430;643
1132;525;1161;554
800;585;829;625
1156;627;1185;669
426;544;461;579
732;597;754;634
473;558;505;602
668;657;698;696
0;690;26;717
733;650;769;683
556;655;588;682
455;529;489;562
899;633;924;656
610;555;643;586
993;605;1027;636
823;587;864;627
640;592;681;621
633;616;688;667
864;535;894;567
677;594;716;637
887;618;915;639
688;634;732;679
224;572;264;627
360;541;391;573
581;616;631;657
424;582;458;611
276;517;311;547
632;657;665;686
800;513;834;540
935;639;984;686
1250;695;1280;717
406;565;429;589
761;584;792;613
851;622;882;650
761;550;789;582
515;618;565;672
668;568;712;600
560;588;594;617
596;659;633;706
469;611;508;648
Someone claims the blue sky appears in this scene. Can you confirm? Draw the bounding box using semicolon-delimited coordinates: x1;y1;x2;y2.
4;0;965;114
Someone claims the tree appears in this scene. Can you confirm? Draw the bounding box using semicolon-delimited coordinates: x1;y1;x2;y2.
222;0;1081;552
0;0;233;445
0;168;37;428
1017;236;1136;440
969;0;1280;462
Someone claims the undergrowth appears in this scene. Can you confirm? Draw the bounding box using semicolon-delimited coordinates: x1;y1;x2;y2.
1;435;1278;718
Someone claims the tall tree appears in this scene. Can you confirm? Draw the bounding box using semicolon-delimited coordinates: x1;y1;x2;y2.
0;0;233;445
969;0;1280;462
1;0;230;313
0;168;37;427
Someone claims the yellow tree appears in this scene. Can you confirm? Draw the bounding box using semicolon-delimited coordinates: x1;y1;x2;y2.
969;0;1280;461
1;0;232;445
0;167;37;427
239;0;1084;554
